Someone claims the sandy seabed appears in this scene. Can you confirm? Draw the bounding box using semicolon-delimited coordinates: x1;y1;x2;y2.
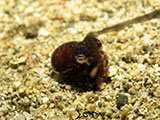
0;0;160;120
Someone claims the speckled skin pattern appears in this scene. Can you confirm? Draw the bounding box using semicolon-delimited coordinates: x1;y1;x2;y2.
51;32;108;89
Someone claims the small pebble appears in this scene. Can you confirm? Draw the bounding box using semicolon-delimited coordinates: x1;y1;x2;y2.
108;65;118;77
86;103;96;112
20;97;30;106
120;111;128;120
116;93;128;109
43;97;49;103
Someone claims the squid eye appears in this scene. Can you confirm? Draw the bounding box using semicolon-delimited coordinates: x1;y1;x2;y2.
75;54;86;64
